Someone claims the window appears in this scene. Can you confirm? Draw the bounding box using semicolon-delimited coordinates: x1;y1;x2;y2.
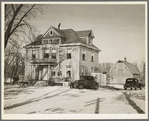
43;40;48;44
50;31;53;36
91;52;94;62
66;66;72;78
81;67;85;76
67;49;71;59
51;53;56;59
67;53;71;59
82;49;86;60
51;49;57;59
49;39;52;44
32;50;36;58
52;71;55;76
91;67;94;73
44;49;49;58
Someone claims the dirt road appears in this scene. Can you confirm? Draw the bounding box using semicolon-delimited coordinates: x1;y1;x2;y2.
4;85;145;114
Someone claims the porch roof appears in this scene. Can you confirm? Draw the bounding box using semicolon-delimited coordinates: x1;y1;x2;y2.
30;58;57;64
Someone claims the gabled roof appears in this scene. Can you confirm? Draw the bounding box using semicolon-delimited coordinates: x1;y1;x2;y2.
118;60;140;75
25;26;99;51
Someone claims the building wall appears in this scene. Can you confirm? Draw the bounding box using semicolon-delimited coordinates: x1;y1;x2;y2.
79;46;99;76
60;46;80;81
109;62;133;84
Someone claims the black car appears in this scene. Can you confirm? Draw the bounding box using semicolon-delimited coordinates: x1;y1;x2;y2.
70;76;99;90
124;78;142;90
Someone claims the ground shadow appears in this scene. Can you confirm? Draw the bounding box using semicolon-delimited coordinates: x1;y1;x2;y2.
4;88;70;110
123;92;144;114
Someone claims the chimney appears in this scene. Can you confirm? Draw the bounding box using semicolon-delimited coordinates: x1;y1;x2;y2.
58;23;61;29
124;57;127;61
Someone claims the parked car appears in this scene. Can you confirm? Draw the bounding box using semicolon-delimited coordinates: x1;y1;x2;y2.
124;78;142;90
70;76;99;90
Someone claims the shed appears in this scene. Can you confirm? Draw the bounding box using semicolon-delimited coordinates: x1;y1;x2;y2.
108;58;140;84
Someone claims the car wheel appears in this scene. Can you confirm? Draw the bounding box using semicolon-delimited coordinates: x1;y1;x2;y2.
131;88;132;90
94;85;98;90
124;88;127;90
140;87;142;90
135;87;137;90
79;84;84;89
73;83;78;88
70;83;74;89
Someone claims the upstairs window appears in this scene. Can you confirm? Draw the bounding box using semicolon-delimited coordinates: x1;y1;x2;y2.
82;49;86;60
91;52;94;62
67;48;71;59
51;53;56;59
49;39;52;44
51;49;57;59
32;50;36;59
43;40;48;44
44;48;49;58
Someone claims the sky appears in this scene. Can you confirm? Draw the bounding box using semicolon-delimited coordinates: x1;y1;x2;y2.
29;3;146;64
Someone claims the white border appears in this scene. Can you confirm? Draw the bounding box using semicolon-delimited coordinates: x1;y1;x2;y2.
1;1;148;120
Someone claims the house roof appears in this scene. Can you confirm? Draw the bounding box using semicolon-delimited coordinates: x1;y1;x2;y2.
118;60;140;75
76;30;94;38
25;26;99;51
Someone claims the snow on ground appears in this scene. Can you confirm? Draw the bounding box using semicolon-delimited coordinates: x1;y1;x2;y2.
3;84;146;114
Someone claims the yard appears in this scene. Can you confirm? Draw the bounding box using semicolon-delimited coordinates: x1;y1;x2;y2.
3;84;146;114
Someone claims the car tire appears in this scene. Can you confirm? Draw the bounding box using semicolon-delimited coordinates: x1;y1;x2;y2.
124;88;127;90
135;88;137;90
73;83;78;88
131;88;132;90
79;84;84;89
94;85;98;90
140;87;142;90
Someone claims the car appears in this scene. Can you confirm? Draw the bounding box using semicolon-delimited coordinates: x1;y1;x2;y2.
70;76;99;90
124;78;142;90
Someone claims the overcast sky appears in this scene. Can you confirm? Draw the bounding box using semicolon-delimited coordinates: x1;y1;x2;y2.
29;3;146;64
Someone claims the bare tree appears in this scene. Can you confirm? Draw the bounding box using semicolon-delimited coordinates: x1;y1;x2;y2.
5;4;41;49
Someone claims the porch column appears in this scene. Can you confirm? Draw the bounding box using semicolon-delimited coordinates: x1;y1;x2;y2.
48;65;51;80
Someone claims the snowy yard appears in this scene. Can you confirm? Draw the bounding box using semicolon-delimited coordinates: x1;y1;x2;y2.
3;84;146;114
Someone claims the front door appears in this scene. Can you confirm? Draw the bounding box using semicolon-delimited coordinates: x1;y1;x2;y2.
42;65;48;80
38;65;48;80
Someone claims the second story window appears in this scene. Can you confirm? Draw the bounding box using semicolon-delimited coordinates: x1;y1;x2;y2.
44;49;49;58
67;48;71;59
51;49;57;59
91;52;94;62
51;53;56;59
43;40;48;44
82;49;86;60
32;50;36;59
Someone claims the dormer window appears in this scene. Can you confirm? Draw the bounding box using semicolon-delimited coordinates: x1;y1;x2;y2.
49;31;53;36
49;39;52;44
43;40;48;44
32;50;36;59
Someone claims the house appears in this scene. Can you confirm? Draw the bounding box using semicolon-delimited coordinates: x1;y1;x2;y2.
24;26;101;82
107;58;140;84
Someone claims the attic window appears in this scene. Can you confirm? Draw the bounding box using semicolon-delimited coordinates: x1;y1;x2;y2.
50;31;53;36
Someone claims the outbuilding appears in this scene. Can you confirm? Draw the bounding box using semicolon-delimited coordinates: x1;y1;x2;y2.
108;58;140;84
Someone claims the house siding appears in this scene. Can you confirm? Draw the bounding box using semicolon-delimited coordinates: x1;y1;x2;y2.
79;46;99;76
